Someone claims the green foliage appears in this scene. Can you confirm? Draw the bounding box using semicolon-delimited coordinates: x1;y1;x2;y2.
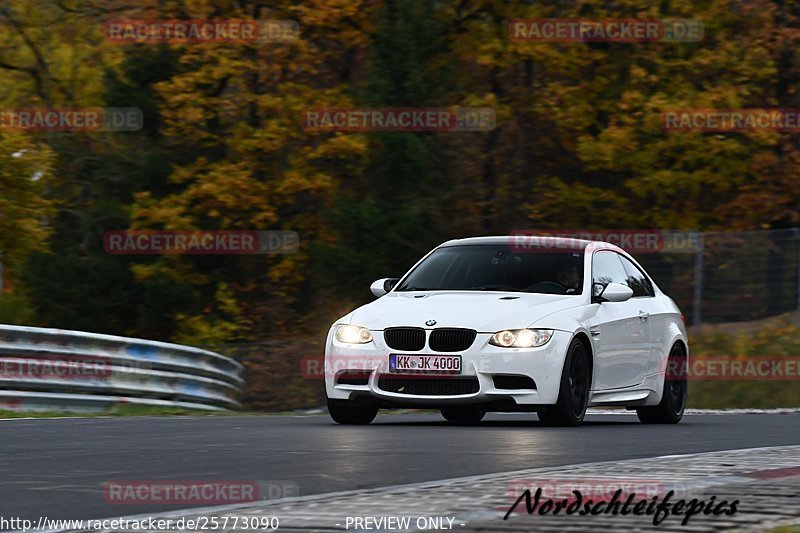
173;282;250;345
688;315;800;408
0;291;37;324
0;132;54;281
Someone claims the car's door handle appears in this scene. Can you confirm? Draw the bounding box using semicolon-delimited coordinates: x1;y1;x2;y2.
638;310;650;321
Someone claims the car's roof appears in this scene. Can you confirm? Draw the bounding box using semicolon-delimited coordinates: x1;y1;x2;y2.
440;234;621;250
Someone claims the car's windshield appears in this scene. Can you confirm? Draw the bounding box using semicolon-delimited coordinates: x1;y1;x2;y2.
395;245;584;295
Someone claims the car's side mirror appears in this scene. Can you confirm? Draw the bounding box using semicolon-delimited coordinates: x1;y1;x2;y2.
593;282;633;303
370;278;400;297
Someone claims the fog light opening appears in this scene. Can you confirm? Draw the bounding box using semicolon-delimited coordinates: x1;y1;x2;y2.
337;371;371;386
492;374;537;390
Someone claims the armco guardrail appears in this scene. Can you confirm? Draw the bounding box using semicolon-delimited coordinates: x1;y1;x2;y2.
0;325;244;412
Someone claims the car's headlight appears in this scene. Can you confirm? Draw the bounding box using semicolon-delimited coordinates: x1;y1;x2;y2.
335;324;373;344
489;329;553;348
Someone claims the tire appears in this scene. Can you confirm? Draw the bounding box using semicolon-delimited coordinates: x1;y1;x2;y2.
637;343;687;424
441;406;486;424
538;339;591;427
327;398;379;425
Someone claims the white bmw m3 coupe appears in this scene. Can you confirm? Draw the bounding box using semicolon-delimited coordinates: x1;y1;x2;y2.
324;236;688;426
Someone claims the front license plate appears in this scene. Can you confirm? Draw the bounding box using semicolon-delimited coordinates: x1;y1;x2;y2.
389;354;461;374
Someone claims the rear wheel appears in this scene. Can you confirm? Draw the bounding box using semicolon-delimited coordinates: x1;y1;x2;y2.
538;339;590;427
637;343;687;424
327;398;379;425
441;406;486;424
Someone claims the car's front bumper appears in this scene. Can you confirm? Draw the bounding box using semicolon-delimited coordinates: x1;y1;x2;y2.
324;328;572;408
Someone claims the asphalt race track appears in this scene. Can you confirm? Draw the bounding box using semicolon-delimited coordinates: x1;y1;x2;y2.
2;412;799;525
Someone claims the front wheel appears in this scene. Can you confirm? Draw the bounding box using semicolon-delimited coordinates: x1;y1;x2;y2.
441;406;486;424
637;343;687;424
538;339;590;427
327;398;379;425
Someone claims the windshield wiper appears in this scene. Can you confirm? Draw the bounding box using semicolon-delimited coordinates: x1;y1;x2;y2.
400;285;525;292
471;285;524;292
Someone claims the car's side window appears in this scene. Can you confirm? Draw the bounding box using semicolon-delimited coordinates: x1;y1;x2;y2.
618;254;655;297
591;251;629;296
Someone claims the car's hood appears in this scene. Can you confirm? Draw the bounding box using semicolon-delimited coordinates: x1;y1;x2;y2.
348;291;584;332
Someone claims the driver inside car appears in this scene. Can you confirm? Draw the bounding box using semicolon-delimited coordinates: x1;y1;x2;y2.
555;257;580;294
